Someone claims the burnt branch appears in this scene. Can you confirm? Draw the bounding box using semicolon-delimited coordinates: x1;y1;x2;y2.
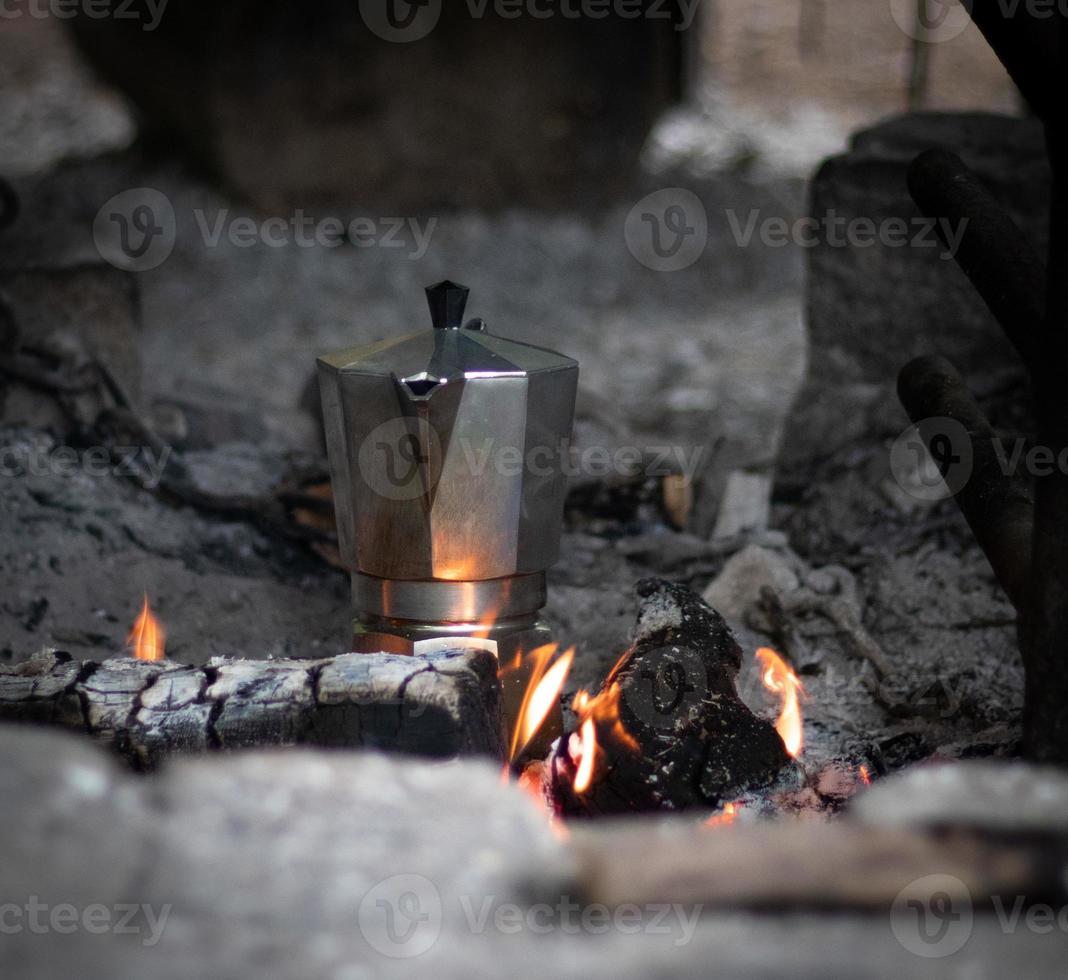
897;355;1034;611
898;11;1068;764
907;149;1046;372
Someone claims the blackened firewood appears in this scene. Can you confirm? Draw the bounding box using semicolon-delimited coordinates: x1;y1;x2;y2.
553;580;793;817
906;149;1047;373
897;354;1034;611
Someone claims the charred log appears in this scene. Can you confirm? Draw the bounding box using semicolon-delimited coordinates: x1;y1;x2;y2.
552;580;794;817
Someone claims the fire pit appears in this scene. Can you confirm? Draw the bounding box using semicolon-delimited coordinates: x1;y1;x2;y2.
5;5;1068;977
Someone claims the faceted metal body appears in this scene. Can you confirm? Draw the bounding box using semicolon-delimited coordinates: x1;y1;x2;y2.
317;281;578;629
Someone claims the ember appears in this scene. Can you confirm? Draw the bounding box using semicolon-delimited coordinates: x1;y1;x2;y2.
704;802;742;828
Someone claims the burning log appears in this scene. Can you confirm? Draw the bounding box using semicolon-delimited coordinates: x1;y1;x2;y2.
552;580;795;817
0;647;505;769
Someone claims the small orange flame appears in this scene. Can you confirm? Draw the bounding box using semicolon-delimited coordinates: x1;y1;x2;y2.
858;765;871;786
127;593;165;662
568;649;641;795
508;644;574;762
572;717;597;794
704;801;741;827
755;647;804;758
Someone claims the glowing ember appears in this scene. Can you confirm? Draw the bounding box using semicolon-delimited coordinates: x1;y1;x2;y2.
127;593;165;662
755;647;804;758
704;801;741;827
508;644;574;762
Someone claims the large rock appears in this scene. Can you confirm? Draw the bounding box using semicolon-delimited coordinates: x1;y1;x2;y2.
783;111;1049;472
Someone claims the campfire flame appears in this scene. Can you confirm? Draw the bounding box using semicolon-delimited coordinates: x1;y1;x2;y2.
755;647;804;758
507;644;574;762
572;717;597;794
704;801;741;827
127;593;165;662
568;651;641;795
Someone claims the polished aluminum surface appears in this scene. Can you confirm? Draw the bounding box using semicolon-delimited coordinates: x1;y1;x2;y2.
318;280;578;584
352;571;546;622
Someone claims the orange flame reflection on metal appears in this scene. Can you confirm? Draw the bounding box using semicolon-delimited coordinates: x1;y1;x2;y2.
755;647;804;758
127;593;165;662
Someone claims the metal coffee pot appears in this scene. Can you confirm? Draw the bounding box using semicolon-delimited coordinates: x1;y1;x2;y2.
318;280;578;752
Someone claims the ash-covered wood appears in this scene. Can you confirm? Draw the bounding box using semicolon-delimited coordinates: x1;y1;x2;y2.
553;579;793;817
0;647;505;768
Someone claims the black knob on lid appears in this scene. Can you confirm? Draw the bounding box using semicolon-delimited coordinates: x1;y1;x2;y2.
425;280;469;330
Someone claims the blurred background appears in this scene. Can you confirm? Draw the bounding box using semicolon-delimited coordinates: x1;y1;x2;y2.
0;0;1029;669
